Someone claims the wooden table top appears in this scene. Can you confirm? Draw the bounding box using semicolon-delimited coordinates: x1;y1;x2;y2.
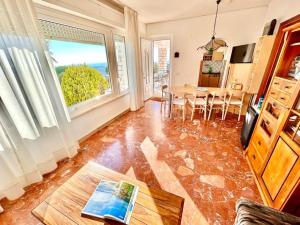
32;162;184;225
166;85;246;96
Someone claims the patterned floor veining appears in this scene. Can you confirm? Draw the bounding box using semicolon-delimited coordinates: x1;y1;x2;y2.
0;100;261;225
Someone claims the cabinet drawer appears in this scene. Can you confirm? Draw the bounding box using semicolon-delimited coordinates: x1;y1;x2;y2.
277;92;290;106
265;97;286;120
247;143;262;174
281;80;296;94
259;116;275;138
252;131;268;159
272;78;281;89
269;89;279;99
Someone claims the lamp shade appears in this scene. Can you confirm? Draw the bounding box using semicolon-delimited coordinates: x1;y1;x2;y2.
201;38;227;51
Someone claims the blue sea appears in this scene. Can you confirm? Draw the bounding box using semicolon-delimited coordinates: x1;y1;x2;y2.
89;63;109;77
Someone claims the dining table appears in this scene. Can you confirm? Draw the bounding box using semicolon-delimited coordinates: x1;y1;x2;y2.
165;85;248;118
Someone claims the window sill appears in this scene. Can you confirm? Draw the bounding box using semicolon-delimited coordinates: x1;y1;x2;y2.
69;91;129;119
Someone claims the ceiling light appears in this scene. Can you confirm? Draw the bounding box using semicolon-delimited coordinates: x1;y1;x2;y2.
197;0;228;52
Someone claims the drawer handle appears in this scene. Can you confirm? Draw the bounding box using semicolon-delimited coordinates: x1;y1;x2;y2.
280;97;286;100
274;82;280;85
258;141;261;146
285;86;292;89
252;154;256;160
265;120;270;125
270;92;276;95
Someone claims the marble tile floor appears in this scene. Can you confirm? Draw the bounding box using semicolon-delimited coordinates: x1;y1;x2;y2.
0;100;261;225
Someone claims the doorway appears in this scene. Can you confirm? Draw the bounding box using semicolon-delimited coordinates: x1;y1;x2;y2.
153;39;171;97
141;39;171;100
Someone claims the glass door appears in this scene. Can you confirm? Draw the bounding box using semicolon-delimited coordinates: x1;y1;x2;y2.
153;40;171;97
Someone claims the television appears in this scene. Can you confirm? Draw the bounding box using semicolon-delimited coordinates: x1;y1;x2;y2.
230;43;256;63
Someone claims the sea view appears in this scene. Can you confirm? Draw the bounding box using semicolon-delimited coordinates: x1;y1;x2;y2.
89;62;109;76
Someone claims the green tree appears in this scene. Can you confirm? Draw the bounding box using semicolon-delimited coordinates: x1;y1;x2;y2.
61;65;109;106
55;65;67;75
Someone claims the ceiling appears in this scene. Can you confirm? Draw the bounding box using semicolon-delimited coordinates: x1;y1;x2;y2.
115;0;271;23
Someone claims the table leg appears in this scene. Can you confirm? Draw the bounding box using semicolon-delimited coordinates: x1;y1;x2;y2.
168;93;172;118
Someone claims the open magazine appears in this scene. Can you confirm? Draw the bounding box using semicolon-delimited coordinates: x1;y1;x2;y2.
81;180;139;224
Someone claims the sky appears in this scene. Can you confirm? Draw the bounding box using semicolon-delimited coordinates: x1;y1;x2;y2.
48;40;108;66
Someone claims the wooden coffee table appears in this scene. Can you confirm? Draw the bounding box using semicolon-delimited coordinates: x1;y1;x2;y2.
32;161;184;225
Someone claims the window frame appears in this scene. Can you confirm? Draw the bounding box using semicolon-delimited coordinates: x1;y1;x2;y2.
35;4;128;118
112;33;130;94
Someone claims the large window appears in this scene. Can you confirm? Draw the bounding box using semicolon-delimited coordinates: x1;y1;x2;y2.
113;35;129;92
40;20;113;108
47;39;111;106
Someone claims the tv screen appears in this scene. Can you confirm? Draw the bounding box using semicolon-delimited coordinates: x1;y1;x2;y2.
230;44;256;63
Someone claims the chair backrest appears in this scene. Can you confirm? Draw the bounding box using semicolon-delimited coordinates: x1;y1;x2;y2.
184;83;194;88
194;90;209;97
161;85;168;98
227;90;245;103
209;90;227;105
162;84;168;90
192;90;209;105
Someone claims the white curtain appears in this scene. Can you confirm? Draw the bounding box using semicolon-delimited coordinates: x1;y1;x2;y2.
0;0;79;211
125;7;144;111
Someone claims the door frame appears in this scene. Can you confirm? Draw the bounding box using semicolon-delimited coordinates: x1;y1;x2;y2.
141;38;153;100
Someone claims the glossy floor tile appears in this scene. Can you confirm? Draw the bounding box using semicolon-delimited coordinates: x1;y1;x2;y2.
0;101;261;225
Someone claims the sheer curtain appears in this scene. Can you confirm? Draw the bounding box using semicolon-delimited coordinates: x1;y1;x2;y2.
124;7;144;111
0;0;78;211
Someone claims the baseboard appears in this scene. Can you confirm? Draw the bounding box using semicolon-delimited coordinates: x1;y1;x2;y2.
79;108;130;143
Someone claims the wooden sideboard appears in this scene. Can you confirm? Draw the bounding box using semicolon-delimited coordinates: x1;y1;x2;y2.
198;59;225;87
246;15;300;216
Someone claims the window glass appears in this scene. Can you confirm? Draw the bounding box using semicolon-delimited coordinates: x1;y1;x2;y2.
113;35;129;91
47;39;111;107
41;20;112;107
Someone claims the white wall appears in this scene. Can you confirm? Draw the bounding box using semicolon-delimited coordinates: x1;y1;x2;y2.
264;0;300;31
71;95;130;140
146;7;268;86
139;20;147;37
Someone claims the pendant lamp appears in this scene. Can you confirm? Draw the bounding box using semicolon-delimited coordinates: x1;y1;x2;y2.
197;0;227;51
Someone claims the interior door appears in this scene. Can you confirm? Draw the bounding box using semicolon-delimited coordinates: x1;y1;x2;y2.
141;39;153;101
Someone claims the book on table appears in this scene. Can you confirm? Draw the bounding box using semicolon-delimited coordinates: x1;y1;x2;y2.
81;180;139;224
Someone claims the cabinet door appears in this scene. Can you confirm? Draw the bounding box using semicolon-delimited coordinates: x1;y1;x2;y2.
247;143;262;174
262;138;298;200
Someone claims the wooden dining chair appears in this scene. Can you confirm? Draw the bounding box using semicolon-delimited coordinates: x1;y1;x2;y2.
170;93;187;121
224;90;245;121
160;85;169;112
187;90;209;120
171;95;186;121
207;90;227;120
184;83;194;88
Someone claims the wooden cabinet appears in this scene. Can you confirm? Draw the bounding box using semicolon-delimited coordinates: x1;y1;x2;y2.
270;77;297;107
246;15;300;216
252;131;268;160
198;60;225;87
247;143;262;174
248;35;275;95
226;63;253;90
264;97;286;121
262;138;298;200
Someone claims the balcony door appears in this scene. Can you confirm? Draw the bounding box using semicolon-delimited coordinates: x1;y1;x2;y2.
141;38;153;100
153;39;171;97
